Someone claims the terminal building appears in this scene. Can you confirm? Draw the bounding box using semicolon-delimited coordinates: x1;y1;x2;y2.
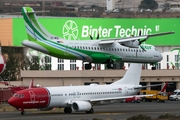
0;16;180;92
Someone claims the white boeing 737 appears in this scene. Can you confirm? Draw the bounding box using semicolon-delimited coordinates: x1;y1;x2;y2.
8;63;161;115
21;7;174;70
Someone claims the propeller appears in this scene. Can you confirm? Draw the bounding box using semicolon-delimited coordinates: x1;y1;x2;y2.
137;29;146;52
89;32;99;40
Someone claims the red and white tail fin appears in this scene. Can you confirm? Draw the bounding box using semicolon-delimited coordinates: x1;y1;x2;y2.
161;82;168;92
29;79;34;89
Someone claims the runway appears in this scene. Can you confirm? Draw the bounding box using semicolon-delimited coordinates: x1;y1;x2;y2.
1;101;180;120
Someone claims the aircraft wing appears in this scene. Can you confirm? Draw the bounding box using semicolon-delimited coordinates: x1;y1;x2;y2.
90;94;153;102
98;31;174;45
134;82;173;89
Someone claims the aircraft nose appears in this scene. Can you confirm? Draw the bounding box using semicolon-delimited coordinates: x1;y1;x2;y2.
159;53;163;61
8;97;17;107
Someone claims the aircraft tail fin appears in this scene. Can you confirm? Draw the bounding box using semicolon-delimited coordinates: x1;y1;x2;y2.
111;63;142;85
161;82;168;92
21;7;61;41
28;79;34;89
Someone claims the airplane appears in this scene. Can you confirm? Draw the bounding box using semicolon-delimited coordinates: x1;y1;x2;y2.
8;63;163;115
21;7;174;70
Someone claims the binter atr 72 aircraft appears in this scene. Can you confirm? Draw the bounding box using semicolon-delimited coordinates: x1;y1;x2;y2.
8;63;161;115
21;7;174;70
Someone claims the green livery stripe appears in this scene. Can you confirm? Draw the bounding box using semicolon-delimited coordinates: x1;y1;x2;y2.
32;40;78;59
22;7;47;40
28;12;48;38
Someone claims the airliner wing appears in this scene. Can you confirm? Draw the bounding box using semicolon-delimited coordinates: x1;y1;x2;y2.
90;94;153;102
98;31;174;45
134;82;173;89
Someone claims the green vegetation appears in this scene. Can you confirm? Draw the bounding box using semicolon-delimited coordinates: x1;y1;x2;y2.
139;0;158;11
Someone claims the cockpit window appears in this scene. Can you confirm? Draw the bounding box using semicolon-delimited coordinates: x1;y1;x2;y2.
13;94;19;97
13;94;24;98
155;47;157;51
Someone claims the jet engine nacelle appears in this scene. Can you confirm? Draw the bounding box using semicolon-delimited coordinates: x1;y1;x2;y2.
71;101;91;111
38;107;53;111
121;40;139;48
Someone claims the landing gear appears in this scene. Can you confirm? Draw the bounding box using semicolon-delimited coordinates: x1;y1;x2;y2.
64;107;72;113
18;108;26;115
107;59;114;69
151;66;156;70
21;111;26;115
84;63;92;70
150;63;156;70
86;108;94;114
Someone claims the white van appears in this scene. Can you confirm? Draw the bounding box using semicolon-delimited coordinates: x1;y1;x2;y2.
169;89;180;101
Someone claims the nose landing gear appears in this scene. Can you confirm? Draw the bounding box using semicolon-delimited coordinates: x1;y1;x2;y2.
17;108;26;115
151;63;156;70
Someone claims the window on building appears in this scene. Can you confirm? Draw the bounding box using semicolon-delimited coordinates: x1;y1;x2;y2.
167;55;169;62
156;63;161;69
94;64;101;70
142;63;148;69
45;56;51;70
175;55;180;69
70;60;76;63
70;60;76;70
58;58;64;63
58;64;64;70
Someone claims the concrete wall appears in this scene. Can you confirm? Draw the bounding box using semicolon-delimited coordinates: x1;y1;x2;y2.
20;69;180;89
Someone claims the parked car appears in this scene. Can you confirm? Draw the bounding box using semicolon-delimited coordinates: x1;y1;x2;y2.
169;89;180;101
125;96;141;103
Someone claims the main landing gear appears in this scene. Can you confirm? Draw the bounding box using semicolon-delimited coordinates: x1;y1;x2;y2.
106;59;114;69
84;59;114;70
64;107;72;113
64;107;94;114
86;108;94;114
151;63;156;70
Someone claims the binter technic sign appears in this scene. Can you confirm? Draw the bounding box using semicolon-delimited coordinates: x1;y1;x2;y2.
13;18;180;46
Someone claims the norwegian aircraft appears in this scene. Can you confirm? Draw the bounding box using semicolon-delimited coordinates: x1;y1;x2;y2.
21;7;174;70
8;63;162;115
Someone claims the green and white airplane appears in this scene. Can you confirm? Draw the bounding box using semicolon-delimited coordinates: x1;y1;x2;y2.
21;7;174;70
